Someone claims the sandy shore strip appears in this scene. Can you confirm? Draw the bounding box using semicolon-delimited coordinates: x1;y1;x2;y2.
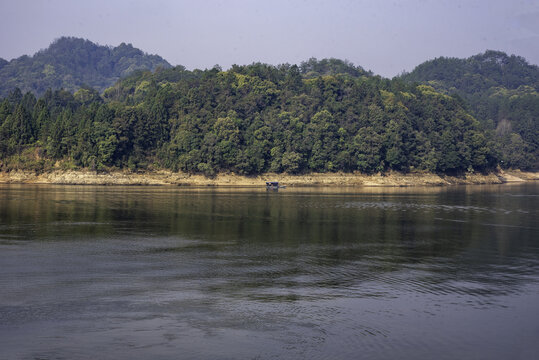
0;169;537;186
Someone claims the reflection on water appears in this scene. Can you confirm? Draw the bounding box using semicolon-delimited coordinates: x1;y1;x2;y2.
0;183;538;359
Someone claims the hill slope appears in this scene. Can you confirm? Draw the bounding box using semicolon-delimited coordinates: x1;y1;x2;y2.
400;51;539;169
1;61;497;176
0;37;171;97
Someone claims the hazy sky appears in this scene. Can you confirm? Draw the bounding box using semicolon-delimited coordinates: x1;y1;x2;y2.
1;0;538;77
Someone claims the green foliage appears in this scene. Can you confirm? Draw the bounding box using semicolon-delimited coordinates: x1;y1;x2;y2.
300;58;371;78
1;55;516;176
401;50;538;169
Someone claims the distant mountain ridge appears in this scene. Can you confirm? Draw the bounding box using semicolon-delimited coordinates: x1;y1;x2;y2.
0;37;171;97
400;50;538;93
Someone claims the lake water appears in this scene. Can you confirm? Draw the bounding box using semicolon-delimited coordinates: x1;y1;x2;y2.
1;183;538;359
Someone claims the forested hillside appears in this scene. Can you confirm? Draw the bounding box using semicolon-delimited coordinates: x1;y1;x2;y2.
0;37;171;98
0;59;499;176
400;50;539;169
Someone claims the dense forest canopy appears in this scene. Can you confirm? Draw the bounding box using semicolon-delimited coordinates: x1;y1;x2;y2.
400;50;539;169
0;41;537;175
0;37;171;98
1;62;501;175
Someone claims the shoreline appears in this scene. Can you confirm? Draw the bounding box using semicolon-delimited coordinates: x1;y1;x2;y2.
0;169;537;187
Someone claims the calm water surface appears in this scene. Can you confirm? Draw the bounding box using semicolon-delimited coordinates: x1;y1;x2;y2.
0;183;538;359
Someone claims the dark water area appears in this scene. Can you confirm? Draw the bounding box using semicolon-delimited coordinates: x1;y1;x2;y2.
0;183;538;359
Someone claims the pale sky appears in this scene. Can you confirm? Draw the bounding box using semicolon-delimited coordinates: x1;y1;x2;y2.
1;0;538;77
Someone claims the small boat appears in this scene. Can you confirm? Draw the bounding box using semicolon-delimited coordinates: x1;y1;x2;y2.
266;181;286;189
